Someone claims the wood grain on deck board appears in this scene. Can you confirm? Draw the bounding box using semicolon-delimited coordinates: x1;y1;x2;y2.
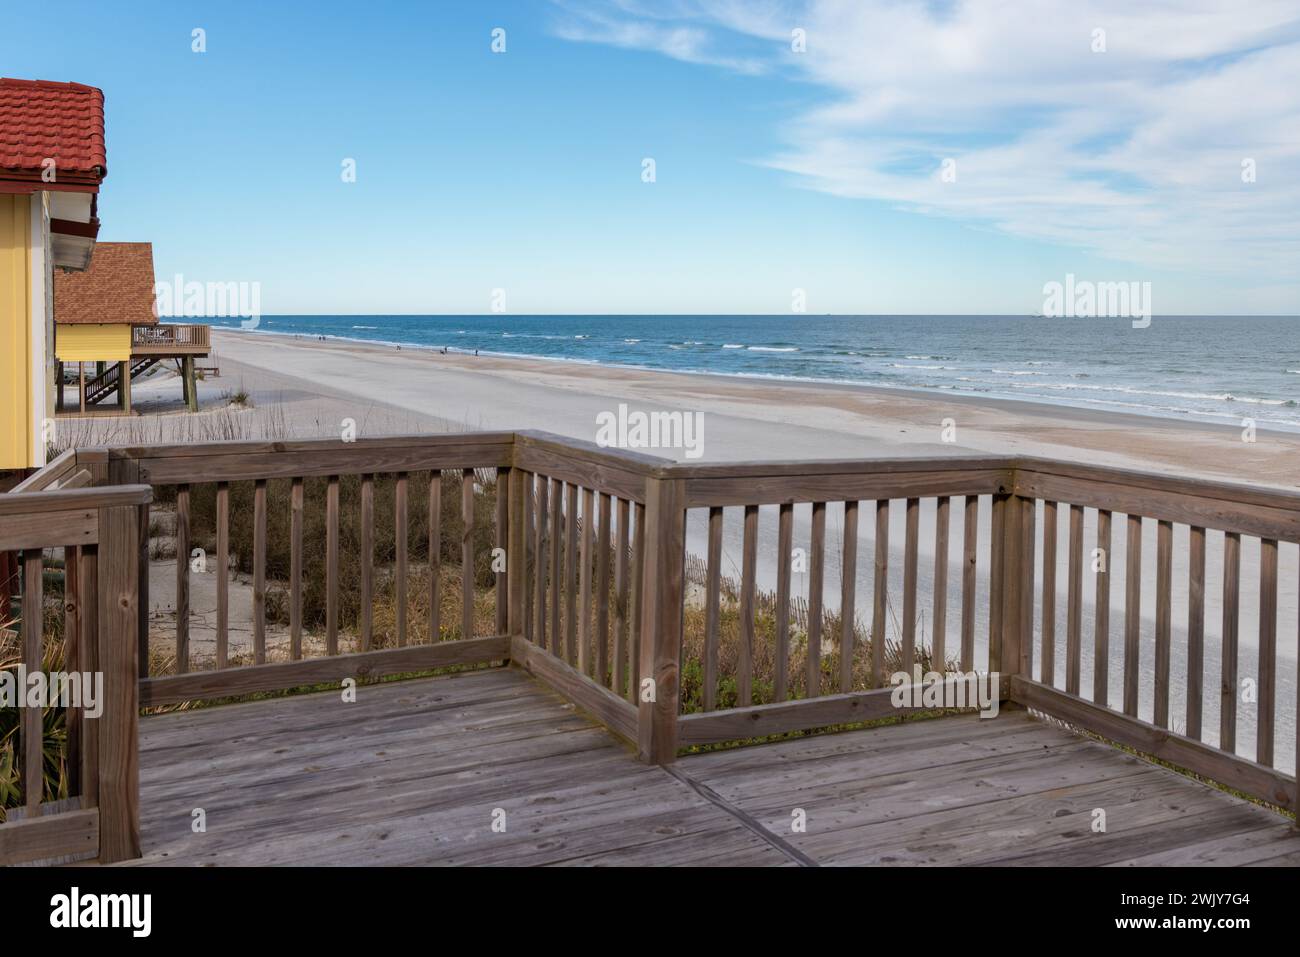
133;669;1296;866
681;712;1298;867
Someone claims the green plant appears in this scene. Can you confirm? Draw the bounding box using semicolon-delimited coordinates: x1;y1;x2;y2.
0;607;71;821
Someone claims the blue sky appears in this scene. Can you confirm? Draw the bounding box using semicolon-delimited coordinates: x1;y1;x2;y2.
4;0;1297;315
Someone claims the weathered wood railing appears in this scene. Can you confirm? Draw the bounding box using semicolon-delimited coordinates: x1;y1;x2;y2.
667;457;1016;752
0;483;148;865
14;431;1296;864
102;433;517;706
131;323;211;354
1013;457;1300;810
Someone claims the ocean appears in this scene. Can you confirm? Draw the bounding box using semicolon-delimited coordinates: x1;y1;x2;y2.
208;314;1300;431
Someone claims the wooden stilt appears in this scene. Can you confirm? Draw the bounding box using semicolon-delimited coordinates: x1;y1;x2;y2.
120;360;131;414
56;361;64;412
79;363;86;414
184;356;197;412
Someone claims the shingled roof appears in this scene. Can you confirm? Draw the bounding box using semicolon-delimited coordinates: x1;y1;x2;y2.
54;242;157;325
0;78;106;191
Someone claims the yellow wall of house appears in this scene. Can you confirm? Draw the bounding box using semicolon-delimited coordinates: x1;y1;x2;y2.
56;323;132;362
0;194;33;471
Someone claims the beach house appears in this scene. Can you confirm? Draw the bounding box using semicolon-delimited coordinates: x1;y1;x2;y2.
0;77;107;470
53;241;209;414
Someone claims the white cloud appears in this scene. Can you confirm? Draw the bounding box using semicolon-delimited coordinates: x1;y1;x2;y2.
552;0;1300;290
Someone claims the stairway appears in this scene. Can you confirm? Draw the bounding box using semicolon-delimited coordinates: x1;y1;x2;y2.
83;357;159;405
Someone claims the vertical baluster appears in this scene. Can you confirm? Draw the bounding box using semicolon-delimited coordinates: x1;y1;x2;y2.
563;482;578;663
614;497;631;696
78;544;99;806
1186;526;1206;740
290;478;303;660
396;472;409;647
989;494;1007;673
253;479;267;665
1041;500;1057;686
534;476;549;650
960;496;978;672
1257;538;1277;766
1221;531;1240;753
326;475;339;656
807;502;827;697
428;470;442;643
521;472;534;643
549;479;563;656
1154;519;1173;728
22;549;42;810
496;467;509;636
596;492;612;684
360;474;374;651
901;497;919;674
175;484;190;673
1067;504;1084;694
775;502;794;701
841;500;860;693
64;546;81;794
579;487;594;676
1093;509;1111;704
216;481;229;668
630;502;646;702
1015;496;1036;679
1123;514;1142;717
702;508;723;712
739;504;758;706
463;470;476;642
932;496;950;670
870;499;889;687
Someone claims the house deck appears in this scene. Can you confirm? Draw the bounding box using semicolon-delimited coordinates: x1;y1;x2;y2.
133;668;1300;867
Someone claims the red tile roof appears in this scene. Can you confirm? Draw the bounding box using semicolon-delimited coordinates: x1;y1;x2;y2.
55;242;157;325
0;78;106;191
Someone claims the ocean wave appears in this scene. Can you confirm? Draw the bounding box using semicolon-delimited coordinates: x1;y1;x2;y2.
748;346;798;352
351;325;378;330
722;344;744;349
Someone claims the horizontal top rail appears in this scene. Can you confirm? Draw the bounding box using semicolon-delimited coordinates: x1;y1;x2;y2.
57;431;1300;539
0;483;152;515
8;449;79;493
99;432;517;485
663;453;1015;480
512;430;670;503
1015;457;1300;541
0;483;151;551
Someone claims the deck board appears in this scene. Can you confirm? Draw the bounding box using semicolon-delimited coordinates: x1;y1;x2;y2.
133;668;1298;866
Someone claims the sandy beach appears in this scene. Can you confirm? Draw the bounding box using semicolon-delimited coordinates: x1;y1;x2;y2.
205;329;1300;486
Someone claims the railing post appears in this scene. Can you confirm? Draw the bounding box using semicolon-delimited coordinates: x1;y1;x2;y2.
990;486;1032;683
96;500;142;862
107;455;149;675
636;475;685;764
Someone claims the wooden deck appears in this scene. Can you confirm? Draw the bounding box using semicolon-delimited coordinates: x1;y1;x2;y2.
132;667;1300;867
